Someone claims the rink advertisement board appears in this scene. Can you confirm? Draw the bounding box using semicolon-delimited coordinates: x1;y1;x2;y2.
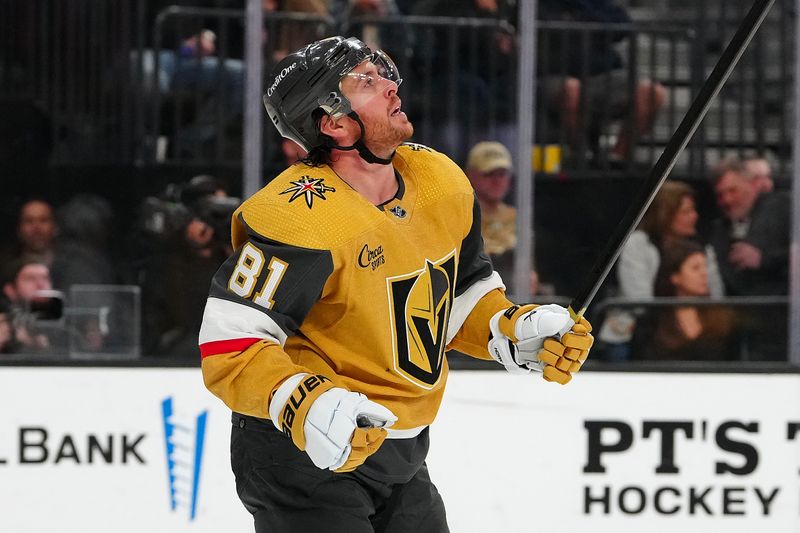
0;368;798;533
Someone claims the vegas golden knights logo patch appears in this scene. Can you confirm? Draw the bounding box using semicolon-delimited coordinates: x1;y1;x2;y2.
280;176;335;208
386;250;456;389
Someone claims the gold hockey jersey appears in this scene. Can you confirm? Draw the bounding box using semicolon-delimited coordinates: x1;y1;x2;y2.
199;143;513;431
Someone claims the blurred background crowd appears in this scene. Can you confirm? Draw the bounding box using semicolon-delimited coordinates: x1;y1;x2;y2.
0;0;795;365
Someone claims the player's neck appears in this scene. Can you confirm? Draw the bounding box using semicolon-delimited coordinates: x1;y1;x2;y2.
329;150;398;206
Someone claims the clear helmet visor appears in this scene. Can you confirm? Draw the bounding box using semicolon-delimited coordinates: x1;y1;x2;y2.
370;49;402;85
327;49;403;116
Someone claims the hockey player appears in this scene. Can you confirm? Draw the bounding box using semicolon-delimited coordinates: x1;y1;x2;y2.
199;36;594;532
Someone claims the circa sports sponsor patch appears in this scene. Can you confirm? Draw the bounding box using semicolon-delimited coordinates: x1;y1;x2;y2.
280;176;336;208
358;243;385;271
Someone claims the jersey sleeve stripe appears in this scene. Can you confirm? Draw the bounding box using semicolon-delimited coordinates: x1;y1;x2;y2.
199;296;288;348
200;337;263;358
446;271;505;344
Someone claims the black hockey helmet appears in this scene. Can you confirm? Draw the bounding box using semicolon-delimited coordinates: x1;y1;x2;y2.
263;36;402;164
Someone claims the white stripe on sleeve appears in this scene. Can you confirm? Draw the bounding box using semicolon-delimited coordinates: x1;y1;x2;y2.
199;296;288;347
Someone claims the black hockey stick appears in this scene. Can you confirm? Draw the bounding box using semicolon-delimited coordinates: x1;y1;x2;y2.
566;0;776;322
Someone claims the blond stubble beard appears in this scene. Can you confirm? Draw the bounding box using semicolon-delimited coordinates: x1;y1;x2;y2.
364;115;414;157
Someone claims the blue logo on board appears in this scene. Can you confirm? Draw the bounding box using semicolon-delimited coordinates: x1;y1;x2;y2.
161;397;208;521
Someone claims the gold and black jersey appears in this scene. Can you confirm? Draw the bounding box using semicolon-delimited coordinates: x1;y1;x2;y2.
199;143;513;431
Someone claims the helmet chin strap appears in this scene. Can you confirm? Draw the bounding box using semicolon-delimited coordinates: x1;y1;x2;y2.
327;112;395;165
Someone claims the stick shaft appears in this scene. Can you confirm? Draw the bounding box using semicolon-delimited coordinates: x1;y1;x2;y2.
568;0;776;320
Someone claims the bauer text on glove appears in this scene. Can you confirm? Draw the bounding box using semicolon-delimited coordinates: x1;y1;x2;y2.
268;373;397;471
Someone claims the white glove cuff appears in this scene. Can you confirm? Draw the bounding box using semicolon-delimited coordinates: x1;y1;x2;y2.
268;373;308;431
488;310;530;374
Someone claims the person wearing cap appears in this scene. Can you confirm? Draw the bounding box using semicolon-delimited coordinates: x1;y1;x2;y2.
198;36;593;532
466;141;540;295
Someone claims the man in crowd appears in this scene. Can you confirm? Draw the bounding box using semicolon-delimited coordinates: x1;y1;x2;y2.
0;198;57;267
1;259;61;353
708;157;790;360
143;175;235;357
465;141;540;295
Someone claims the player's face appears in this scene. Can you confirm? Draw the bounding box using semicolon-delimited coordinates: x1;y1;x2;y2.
18;201;56;253
341;61;413;156
669;195;698;238
714;171;758;221
671;252;709;297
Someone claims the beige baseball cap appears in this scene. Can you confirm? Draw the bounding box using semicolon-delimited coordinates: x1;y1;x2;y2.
467;142;513;173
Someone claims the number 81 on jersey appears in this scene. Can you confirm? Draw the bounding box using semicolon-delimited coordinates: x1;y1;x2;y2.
227;242;288;310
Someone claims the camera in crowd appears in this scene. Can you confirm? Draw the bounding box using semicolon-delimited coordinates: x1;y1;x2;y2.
139;175;239;246
23;289;64;321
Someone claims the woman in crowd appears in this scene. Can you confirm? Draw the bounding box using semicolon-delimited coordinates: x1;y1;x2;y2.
598;180;723;359
636;239;737;361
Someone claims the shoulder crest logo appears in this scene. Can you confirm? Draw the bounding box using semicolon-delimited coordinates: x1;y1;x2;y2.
280;176;335;208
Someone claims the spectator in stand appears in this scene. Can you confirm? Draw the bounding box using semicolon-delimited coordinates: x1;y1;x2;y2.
142;175;235;358
743;156;774;194
633;239;737;361
598;180;723;360
50;194;117;291
708;157;790;360
465;141;540;296
1;259;60;354
709;157;789;296
164;28;244;151
538;0;667;165
136;0;246;154
0;198;58;268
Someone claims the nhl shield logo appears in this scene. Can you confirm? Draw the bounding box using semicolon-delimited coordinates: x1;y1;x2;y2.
389;205;407;218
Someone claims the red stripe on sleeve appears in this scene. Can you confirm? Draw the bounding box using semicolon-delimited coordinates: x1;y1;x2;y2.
200;337;262;358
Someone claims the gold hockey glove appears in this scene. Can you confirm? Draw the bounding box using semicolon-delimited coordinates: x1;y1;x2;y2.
488;304;594;384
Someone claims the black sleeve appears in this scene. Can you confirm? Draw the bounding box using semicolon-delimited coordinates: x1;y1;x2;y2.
209;230;333;337
454;194;495;298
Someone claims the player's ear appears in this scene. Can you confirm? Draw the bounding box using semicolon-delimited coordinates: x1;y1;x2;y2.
320;113;356;145
319;114;340;137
